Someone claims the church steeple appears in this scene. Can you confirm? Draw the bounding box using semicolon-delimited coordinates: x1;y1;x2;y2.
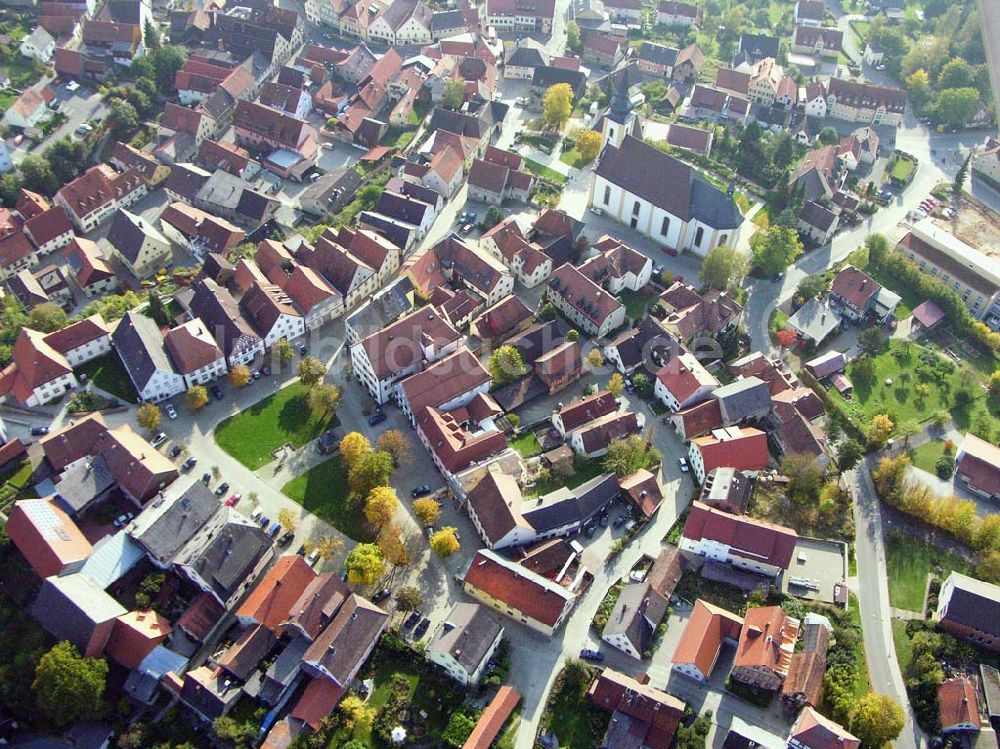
601;65;641;149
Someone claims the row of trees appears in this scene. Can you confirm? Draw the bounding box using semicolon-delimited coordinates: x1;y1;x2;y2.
711;122;803;190
873;453;1000;582
0;137;90;206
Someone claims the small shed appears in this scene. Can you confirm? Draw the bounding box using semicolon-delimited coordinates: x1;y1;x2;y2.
911;300;946;332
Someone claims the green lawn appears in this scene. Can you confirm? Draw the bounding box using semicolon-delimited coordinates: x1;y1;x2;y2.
868;265;917;319
618;290;654;320
0;460;33;490
849;19;871;43
511;432;542;457
524;158;568;185
885;532;973;612
910;440;949;474
558;147;594;169
539;665;609;749
281;455;370;542
889;155;916;182
828;340;1000;438
768;308;789;342
329;639;467;747
215;383;338;469
526;457;607;497
891;619;913;675
76;353;138;403
0;91;16;111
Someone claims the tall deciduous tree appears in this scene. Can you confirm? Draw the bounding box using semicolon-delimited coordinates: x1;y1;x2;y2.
307;383;341;415
27;303;67;332
229;364;251;388
442;80;465;110
395;585;423;611
868;413;894;446
297;355;326;388
377;429;410;463
277;508;297;532
542;83;573;131
751;225;803;277
413;497;441;525
136;403;161;431
575;129;602;161
430;527;460;557
850;693;905;748
364;486;398;529
348;451;394;498
32;642;107;728
488;345;528;384
340;432;373;468
607;373;624;396
344;543;385;585
187;385;209;411
273;338;293;366
699;244;749;292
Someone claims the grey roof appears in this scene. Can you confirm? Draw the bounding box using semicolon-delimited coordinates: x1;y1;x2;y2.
31;574;126;653
298;166;364;217
521;472;619;533
189;278;262;358
940;572;1000;638
358;212;416;249
601;580;668;654
736;33;779;65
125;645;188;704
638;42;678;67
428;602;504;675
106;209;169;265
608;316;673;372
377;190;432;226
80;530;146;590
129;481;221;565
981;664;1000;718
432;9;468;30
428;101;508;139
787;298;841;344
184;520;272;603
532;65;587;96
712;375;771;423
112;310;176;392
53;453;114;513
252;636;309;704
346;275;414;340
507;45;547;69
699;467;754;514
798;200;837;232
596;136;743;230
218;623;277;680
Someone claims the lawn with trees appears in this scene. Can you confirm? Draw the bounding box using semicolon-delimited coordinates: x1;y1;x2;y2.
281;455;370;542
215;383;339;469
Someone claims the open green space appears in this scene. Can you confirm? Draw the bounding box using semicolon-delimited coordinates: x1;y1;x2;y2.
524;158;568;185
885;531;972;612
538;663;609;749
828;340;1000;438
327;638;466;747
281;454;370;542
0;91;16;111
850;19;871;43
909;440;949;474
76;353;137;403
888;154;916;182
215;383;338;470
618;290;654;320
558;147;593;169
891;618;913;675
867;265;917;319
511;432;542;457
526;457;607;497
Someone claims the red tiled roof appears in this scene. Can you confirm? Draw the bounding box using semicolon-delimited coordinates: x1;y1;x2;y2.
42;314;109;355
6;498;92;579
734;605;798;673
682;501;798;569
463;550;573;627
673;599;743;677
673;398;723;438
791;707;860;749
105;610;171;669
417;405;508;473
829;265;878;311
957;434;1000;498
690;427;770;475
290;677;344;731
462;686;521;749
557;390;618;431
163;319;224;375
236;555;316;635
939;678;979;730
24;205;72;249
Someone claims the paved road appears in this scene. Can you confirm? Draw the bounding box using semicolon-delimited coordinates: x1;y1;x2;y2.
851;461;926;749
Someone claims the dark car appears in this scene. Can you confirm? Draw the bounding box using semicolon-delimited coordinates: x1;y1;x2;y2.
613;514;627;528
214;482;230;496
403;611;421;629
278;530;295;546
169;445;183;458
181;457;197;471
30;426;49;436
211;385;224;400
580;649;604;662
368;410;387;427
372;588;390;603
411;485;432;498
413;618;431;639
201;472;211;484
584;524;596;538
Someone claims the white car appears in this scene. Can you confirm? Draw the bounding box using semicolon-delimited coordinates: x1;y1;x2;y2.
306;549;320;567
150;432;168;448
321;142;335;150
589;206;603;216
678;457;690;473
165;403;177;419
66;80;79;92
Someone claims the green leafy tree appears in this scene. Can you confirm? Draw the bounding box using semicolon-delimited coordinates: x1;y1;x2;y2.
699;244;749;292
307;383;341;415
340;432;373;468
442;713;477;748
935;87;978;128
19;155;59;195
344;543;385;585
566;21;582;52
0;173;22;207
937;58;975;89
297;355;326;387
442;80;465;110
954;153;971;199
81;291;142;322
143;19;160;50
136;403;161;431
818;127;840;146
273;338;294;367
395;585;423;611
27;303;68;333
542;83;573;131
488;345;528;384
147;290;169;326
187;385;209;411
108;99;140;138
858;327;887;356
795;274;828;303
348;451;394;498
751;225;803;277
836;439;865;472
43;137;87;185
603;435;654;476
905;69;932;109
782;453;825;503
850;693;905;748
152;45;188;93
32;642;107;728
126;88;151;116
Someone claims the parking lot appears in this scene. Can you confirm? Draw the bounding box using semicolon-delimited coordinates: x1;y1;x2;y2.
5;80;110;165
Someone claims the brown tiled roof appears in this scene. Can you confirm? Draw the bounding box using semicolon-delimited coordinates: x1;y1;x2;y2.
356;306;461;380
290;677;344;731
42;314;109;355
715;68;750;95
647;547;683;598
159;202;245;254
466;468;528;546
673;599;743;677
234;100;312;150
401;346;490;415
674;398;723;438
473;295;533;341
619;468;663;518
39;413;107;471
105;610;171;669
282;573;349;641
6;499;92;580
827;76;904;113
197;139;255;178
236;555;316;635
557;390;618;431
163;319;224;375
938;678;979;730
690;427;770;475
576;411;641;453
791;707;860;749
462;686;521;749
417;405;508;472
830;265;878;310
957;433;1000;498
793;25;844;52
303;594;388;684
177;591;225;642
734;606;798;675
587;668;685;749
897;231;999;296
782;623;829;707
63;237;113;288
548;262;624;327
23;205;72;248
57;164;144;221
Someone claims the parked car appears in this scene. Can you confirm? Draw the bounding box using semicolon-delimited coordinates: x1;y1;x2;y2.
403;611;421;629
368;410;387;427
210;384;224;400
678;457;689;473
259;515;270;528
297;343;308;355
252;370;261;380
181;457;197;471
201;472;211;484
424;525;435;538
113;512;134;528
414;618;431;638
225;493;242;507
372;588;390;603
589;206;603;216
306;548;320;567
165;403;177;419
580;649;604;662
266;522;281;538
411;485;432;498
613;514;628;528
251;509;263;523
278;530;295;546
663;246;678;257
214;482;230;496
169;444;183;458
150;432;168;447
584;524;596;538
30;426;49;436
652;264;664;277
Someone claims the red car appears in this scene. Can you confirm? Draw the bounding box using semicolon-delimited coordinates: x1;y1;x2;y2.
225;493;242;507
663;246;678;257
